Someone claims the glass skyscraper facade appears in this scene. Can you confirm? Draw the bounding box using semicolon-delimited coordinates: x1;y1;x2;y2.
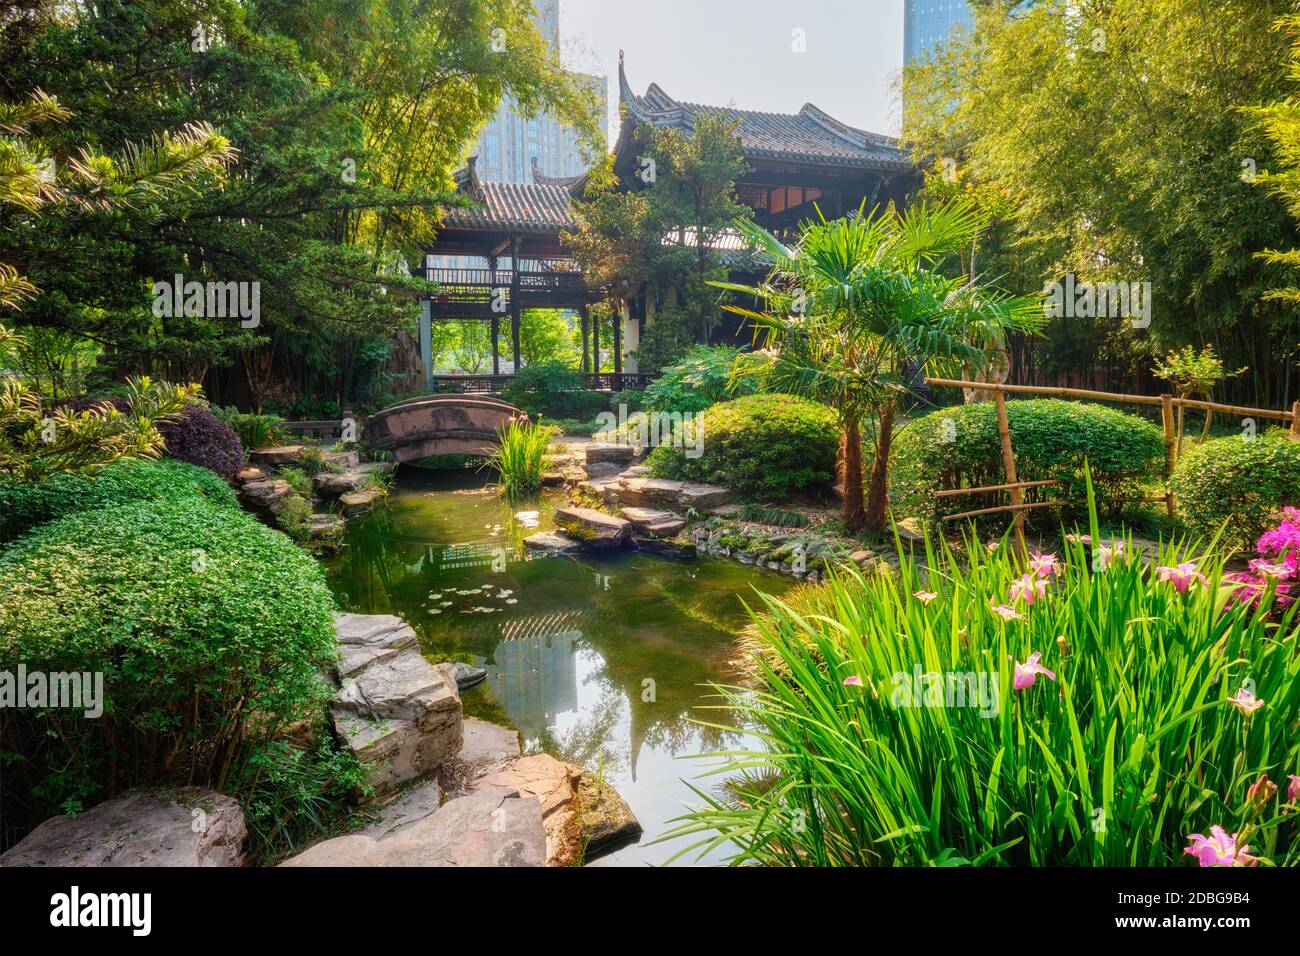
903;0;975;65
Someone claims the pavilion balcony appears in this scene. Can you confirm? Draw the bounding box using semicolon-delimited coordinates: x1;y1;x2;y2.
427;266;601;315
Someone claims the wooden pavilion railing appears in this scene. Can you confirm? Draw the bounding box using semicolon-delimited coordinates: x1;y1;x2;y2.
429;373;654;394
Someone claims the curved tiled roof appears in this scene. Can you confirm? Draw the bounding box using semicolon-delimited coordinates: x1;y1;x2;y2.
618;51;909;172
442;158;579;231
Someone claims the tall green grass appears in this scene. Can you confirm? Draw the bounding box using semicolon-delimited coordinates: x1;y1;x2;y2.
484;419;553;500
661;484;1300;866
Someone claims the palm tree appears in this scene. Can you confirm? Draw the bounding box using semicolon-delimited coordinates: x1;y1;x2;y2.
714;198;1041;533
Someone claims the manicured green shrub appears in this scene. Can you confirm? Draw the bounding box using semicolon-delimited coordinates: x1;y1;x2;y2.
647;393;838;499
891;399;1165;525
609;388;646;413
0;498;337;825
641;345;755;415
1170;430;1300;552
501;361;607;420
65;398;244;479
0;458;239;544
664;498;1300;867
213;405;286;451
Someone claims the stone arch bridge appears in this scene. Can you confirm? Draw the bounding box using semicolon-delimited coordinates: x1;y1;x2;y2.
363;396;523;462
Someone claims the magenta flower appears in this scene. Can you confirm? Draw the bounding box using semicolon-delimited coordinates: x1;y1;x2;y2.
843;675;863;687
1029;551;1061;577
1184;827;1257;867
990;602;1024;622
985;541;1000;553
1009;572;1048;606
1013;651;1056;690
1156;562;1208;593
913;590;938;604
1288;775;1300;804
1248;559;1292;581
1228;685;1265;717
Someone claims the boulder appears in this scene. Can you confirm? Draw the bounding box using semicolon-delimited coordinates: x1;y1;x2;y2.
575;773;642;859
333;652;461;729
322;449;360;471
236;466;267;484
280;787;545;867
553;507;631;549
620;506;686;538
583;461;623;479
474;755;583;866
339;486;386;517
308;513;345;548
0;788;246;867
616;476;685;510
709;503;744;518
523;530;583;554
311;470;370;498
634;535;697;559
333;612;419;679
247;445;307;469
541;471;566;487
585;442;636;465
238;478;294;519
449;661;487;691
678;482;731;510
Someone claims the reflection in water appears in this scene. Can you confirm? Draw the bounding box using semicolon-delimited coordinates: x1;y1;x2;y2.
325;467;793;865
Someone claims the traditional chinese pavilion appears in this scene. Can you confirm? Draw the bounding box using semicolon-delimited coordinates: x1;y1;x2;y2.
420;52;915;386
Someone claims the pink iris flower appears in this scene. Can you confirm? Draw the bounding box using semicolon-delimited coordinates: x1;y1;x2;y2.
843;675;863;687
1010;573;1049;606
1029;551;1061;577
1184;827;1257;867
1228;686;1265;717
1288;775;1300;804
913;590;938;604
1065;532;1091;545
985;541;1000;553
1248;559;1292;581
1156;562;1208;593
1094;540;1124;571
1013;651;1056;690
990;602;1023;622
1246;774;1277;812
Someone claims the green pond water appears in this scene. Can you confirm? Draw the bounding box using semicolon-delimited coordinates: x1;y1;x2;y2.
324;467;795;866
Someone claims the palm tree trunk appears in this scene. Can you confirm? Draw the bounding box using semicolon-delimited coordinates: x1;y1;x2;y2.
841;418;866;532
865;402;896;532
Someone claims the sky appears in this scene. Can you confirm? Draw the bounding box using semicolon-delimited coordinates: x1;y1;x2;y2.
557;0;905;142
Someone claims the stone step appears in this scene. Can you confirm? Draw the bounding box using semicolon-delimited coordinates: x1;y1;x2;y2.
247;445;307;469
584;442;636;466
553;506;631;548
339;486;386;517
619;506;686;538
238;478;294;520
523;530;583;554
322;449;360;470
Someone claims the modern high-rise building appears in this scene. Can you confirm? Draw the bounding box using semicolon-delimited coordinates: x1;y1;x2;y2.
466;0;605;185
903;0;975;65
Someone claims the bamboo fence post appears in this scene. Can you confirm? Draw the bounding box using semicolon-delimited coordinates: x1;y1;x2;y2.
1291;400;1300;441
993;388;1027;555
1160;394;1177;519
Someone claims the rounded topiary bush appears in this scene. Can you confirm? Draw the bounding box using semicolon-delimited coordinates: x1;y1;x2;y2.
0;458;239;544
1170;430;1300;552
0;497;337;820
647;393;839;499
891;399;1165;525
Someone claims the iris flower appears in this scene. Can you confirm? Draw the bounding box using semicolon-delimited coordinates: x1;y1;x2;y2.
1184;827;1257;867
1013;651;1056;690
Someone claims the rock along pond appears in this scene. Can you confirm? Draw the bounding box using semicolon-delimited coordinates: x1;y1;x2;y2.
325;466;795;865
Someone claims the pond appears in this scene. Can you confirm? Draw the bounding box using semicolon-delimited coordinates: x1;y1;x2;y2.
324;466;795;866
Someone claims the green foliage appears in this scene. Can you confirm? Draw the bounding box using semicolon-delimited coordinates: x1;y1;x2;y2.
736;503;810;528
213;406;286;451
484;419;553;500
519;309;578;367
609;389;646;414
500;361;606;421
1170;430;1300;552
0;496;337;825
903;0;1300;406
0;457;238;544
642;345;753;414
662;499;1300;866
274;492;314;543
648;393;838;499
891;400;1165;526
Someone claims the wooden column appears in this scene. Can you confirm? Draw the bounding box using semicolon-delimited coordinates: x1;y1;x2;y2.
1291;399;1300;441
993;389;1027;556
592;308;600;374
509;237;521;372
490;316;500;377
613;304;623;378
1160;393;1177;518
579;305;590;373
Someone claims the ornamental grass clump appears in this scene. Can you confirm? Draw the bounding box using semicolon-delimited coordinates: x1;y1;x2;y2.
484;418;552;500
662;479;1300;867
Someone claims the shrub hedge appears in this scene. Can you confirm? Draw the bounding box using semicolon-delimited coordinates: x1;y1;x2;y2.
0;497;337;824
64;398;244;480
891;399;1165;526
647;393;839;499
641;345;755;415
0;458;239;544
1170;430;1300;552
500;362;607;421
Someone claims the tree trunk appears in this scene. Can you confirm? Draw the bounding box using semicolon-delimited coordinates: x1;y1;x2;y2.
840;418;866;533
865;402;896;532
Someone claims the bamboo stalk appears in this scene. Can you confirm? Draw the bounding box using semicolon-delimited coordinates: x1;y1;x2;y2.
1160;394;1177;519
993;389;1028;554
1292;400;1300;441
941;500;1070;522
934;479;1060;498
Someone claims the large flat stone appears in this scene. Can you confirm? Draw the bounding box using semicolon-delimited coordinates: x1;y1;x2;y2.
458;717;521;771
247;445;307;469
474;754;582;866
330;703;462;799
0;788;246;867
678;482;731;510
620;506;686;537
280;787;545;867
334;652;460;729
312;469;370;498
553;507;630;549
585;442;636;465
523;530;582;554
616;476;685;509
238;478;294;518
339;486;386;516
